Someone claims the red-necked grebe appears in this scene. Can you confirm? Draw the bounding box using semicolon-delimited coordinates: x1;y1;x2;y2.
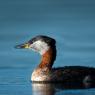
15;35;95;83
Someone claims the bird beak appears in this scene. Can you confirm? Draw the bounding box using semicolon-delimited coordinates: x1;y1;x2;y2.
15;43;30;49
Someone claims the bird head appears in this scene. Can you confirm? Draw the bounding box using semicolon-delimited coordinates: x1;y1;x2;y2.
15;35;56;55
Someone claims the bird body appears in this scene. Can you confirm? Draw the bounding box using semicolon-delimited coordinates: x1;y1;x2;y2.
16;35;95;84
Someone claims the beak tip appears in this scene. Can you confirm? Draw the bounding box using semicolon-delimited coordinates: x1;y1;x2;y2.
14;45;21;49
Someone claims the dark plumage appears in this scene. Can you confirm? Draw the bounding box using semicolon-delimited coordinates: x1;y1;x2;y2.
28;35;56;46
52;66;95;83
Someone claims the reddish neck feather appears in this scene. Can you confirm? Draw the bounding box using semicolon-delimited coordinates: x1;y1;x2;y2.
38;47;56;69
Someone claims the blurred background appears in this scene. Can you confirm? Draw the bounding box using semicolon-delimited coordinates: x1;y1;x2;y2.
0;0;95;95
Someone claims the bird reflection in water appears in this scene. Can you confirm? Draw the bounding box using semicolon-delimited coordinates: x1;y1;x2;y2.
32;82;95;95
32;83;56;95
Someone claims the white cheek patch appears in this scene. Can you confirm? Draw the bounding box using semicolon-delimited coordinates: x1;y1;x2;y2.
30;40;49;55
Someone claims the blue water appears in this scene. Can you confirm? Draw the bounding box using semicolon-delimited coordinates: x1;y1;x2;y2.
0;0;95;95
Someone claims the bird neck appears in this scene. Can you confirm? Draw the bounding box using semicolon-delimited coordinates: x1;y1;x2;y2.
38;46;56;70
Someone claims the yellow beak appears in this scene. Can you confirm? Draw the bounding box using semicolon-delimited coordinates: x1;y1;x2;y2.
15;43;30;49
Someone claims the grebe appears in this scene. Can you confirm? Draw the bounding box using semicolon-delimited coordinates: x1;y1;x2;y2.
15;35;95;83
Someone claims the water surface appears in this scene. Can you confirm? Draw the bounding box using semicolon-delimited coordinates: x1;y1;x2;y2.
0;0;95;95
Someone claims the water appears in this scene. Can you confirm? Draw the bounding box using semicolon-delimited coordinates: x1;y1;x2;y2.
0;0;95;95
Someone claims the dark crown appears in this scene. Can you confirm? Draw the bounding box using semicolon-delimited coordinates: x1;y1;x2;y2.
28;35;56;46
